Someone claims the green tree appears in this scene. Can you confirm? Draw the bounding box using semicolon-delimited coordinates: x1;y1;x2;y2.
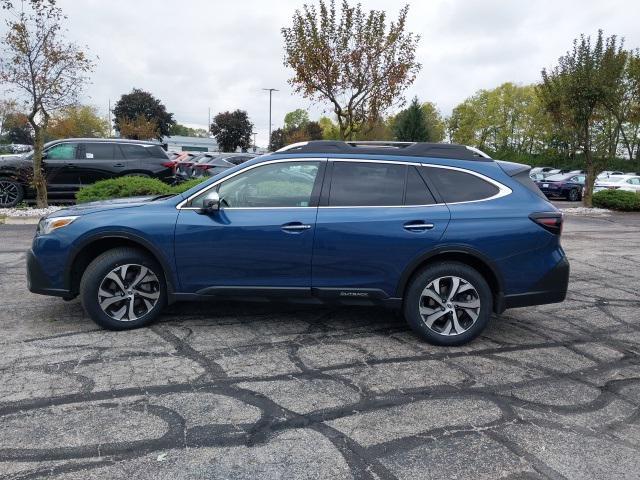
113;89;175;141
116;115;159;141
269;128;286;151
284;109;310;131
539;30;627;206
3;112;32;144
210;110;253;152
318;116;341;140
0;0;94;207
393;97;428;142
282;0;421;140
47;105;109;139
169;124;210;137
421;102;446;142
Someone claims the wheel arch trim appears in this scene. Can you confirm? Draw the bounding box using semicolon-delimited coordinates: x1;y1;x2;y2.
64;231;177;296
395;245;505;312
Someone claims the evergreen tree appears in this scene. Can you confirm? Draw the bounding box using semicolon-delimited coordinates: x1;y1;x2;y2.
393;97;428;142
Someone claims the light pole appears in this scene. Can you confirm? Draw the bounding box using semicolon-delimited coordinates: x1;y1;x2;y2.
262;88;278;150
252;131;257;152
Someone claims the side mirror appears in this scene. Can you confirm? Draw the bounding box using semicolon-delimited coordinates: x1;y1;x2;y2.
199;190;220;213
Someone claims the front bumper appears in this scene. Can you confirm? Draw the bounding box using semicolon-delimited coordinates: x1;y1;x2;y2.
502;255;570;310
26;249;72;298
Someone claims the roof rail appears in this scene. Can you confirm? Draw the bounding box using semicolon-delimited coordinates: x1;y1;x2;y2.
275;140;492;161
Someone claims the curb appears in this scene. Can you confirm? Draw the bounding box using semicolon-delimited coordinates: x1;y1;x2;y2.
3;217;40;225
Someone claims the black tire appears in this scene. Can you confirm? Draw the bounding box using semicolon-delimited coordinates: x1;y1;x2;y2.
403;262;493;346
80;247;166;330
0;177;24;208
567;188;579;202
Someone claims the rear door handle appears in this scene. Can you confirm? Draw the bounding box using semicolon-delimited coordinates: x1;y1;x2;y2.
281;222;312;233
404;221;435;231
65;163;77;167
113;163;125;167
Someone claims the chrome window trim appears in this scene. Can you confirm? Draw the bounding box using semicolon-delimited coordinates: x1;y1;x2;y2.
176;157;325;210
176;157;512;210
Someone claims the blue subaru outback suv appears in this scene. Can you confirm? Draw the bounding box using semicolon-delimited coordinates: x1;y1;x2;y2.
27;141;569;346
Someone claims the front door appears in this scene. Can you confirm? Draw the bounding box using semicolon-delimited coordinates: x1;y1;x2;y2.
42;142;81;197
174;159;325;293
312;160;451;297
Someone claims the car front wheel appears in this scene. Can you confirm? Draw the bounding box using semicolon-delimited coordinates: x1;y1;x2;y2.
403;262;492;346
0;177;24;208
80;247;166;330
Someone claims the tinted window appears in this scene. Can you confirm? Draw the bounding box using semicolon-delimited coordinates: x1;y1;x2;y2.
329;162;406;206
405;166;436;205
214;161;320;208
120;144;151;159
427;167;499;203
46;143;77;160
83;143;114;160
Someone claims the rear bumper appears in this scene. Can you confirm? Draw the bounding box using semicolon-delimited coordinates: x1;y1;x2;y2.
26;249;71;298
501;256;570;310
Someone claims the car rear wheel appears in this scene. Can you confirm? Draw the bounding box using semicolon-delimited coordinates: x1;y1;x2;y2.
567;188;580;201
80;247;166;330
403;262;492;346
0;177;24;208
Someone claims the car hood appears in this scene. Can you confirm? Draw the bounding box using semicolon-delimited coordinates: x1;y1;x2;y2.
0;154;29;166
48;196;167;217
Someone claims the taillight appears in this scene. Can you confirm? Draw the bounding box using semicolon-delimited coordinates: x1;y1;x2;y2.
195;164;212;170
529;212;563;235
162;161;176;168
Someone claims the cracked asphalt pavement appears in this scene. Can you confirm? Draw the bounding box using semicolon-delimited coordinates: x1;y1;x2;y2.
1;209;639;479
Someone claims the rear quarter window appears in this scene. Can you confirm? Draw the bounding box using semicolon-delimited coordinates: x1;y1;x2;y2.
425;167;499;203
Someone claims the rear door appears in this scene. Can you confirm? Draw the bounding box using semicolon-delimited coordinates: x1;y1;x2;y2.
311;160;451;298
77;142;117;185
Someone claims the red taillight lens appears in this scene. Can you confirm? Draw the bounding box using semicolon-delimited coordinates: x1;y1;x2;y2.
530;212;563;235
162;161;176;168
195;164;212;170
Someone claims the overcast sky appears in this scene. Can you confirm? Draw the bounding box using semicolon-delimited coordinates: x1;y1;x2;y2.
25;0;640;145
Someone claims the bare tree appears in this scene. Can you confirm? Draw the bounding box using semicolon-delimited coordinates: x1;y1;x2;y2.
0;0;94;207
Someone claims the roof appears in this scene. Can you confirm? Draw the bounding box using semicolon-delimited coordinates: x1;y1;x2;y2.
276;141;492;161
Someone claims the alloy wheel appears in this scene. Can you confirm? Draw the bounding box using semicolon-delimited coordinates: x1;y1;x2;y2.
97;264;160;322
418;276;481;336
0;180;19;207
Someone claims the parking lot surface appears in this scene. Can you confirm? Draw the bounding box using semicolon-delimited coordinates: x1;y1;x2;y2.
1;210;639;479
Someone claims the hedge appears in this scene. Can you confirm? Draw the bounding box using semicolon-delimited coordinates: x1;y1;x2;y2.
76;176;207;203
592;189;640;211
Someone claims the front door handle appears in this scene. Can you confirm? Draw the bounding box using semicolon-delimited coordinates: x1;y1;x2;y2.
281;222;312;233
113;163;125;167
404;221;435;232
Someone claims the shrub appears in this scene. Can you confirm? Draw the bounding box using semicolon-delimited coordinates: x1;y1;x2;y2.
592;189;640;211
172;177;207;194
76;177;172;203
76;176;209;203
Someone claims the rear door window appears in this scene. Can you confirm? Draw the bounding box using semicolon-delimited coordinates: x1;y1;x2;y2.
82;143;114;160
426;167;499;203
405;166;436;205
329;162;406;206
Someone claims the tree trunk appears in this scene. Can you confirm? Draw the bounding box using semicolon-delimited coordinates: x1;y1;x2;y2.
31;126;48;208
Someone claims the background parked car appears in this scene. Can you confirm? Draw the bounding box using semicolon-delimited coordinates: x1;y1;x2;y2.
597;170;625;179
535;173;586;201
594;174;640;193
0;138;173;207
194;153;258;177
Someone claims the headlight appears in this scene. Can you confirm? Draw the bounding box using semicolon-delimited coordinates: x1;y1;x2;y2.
37;216;79;235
